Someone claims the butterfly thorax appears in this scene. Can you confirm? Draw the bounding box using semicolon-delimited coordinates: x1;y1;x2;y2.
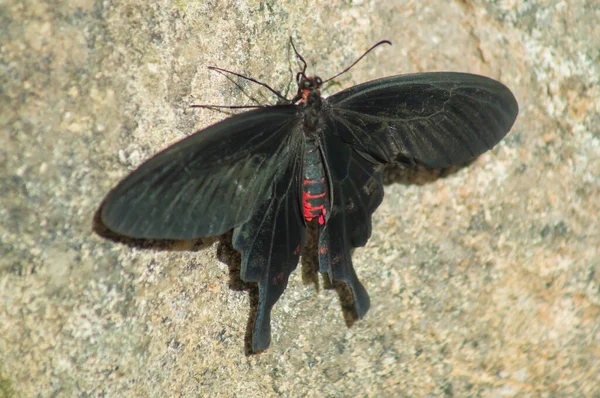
302;137;329;225
298;76;323;134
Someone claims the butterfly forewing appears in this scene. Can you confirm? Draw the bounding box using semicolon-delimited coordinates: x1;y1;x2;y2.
324;72;518;168
100;106;300;239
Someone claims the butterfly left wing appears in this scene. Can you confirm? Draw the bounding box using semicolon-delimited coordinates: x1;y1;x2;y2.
99;106;308;353
100;106;300;240
317;130;384;318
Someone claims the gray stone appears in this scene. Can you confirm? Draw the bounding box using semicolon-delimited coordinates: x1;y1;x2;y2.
1;0;599;396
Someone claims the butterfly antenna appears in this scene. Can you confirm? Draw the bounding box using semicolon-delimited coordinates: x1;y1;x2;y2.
289;37;308;83
190;104;263;111
322;40;392;84
207;66;289;103
210;68;263;106
282;39;296;98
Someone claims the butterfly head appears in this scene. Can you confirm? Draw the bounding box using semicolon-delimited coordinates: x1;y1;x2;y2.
297;75;323;104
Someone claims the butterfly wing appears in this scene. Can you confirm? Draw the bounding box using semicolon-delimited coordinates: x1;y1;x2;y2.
100;105;307;353
324;72;518;167
318;72;517;317
100;106;300;239
318;130;384;318
232;135;306;352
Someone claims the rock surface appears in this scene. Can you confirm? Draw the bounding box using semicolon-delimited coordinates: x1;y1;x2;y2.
1;0;599;396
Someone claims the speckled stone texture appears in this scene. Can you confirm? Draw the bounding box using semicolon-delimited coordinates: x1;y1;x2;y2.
1;0;598;396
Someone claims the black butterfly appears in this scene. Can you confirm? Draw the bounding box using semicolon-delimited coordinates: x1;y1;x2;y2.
98;40;518;352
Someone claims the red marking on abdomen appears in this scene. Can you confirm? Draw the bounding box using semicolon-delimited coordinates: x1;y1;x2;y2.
303;178;325;185
304;192;326;200
272;271;285;284
302;141;328;224
303;191;327;224
319;244;328;254
318;208;327;225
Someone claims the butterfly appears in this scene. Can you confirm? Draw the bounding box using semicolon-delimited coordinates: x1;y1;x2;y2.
98;40;518;352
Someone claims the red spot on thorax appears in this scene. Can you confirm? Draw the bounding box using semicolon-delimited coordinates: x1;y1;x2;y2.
300;89;310;103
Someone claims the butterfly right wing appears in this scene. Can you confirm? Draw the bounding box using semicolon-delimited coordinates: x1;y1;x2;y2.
317;72;517;318
325;72;518;168
100;106;300;240
317;130;385;318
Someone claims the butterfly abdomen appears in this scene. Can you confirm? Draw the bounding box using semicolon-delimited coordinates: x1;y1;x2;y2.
302;138;329;225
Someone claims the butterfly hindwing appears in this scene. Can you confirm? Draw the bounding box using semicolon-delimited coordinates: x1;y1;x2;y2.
325;72;518;168
100;106;299;239
318;129;385;318
232;131;306;352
